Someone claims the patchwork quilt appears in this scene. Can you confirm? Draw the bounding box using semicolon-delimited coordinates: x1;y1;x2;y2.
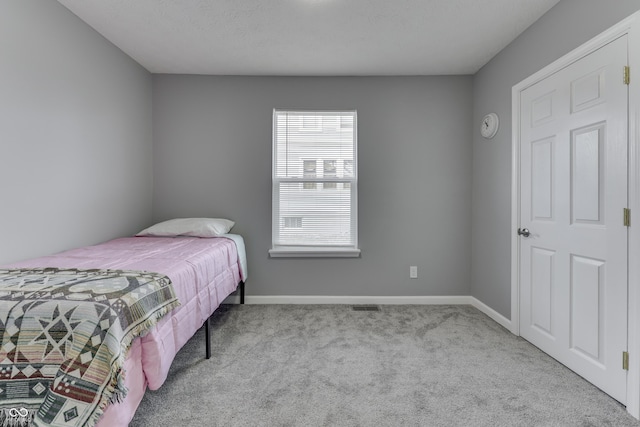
0;268;179;427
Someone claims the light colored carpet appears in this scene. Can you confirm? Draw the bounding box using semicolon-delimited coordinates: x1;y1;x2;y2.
130;305;639;426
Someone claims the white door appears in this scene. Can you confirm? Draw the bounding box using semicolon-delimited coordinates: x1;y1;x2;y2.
519;35;629;403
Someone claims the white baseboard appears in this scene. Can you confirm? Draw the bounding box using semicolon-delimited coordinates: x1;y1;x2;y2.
468;297;512;331
246;295;472;305
237;295;513;332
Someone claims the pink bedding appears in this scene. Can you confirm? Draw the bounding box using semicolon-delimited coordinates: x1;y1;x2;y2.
6;236;243;426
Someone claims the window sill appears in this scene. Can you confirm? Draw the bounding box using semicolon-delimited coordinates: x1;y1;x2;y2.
269;247;361;258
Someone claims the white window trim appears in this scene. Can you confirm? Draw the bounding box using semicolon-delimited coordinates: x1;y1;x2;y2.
271;109;359;258
269;246;361;258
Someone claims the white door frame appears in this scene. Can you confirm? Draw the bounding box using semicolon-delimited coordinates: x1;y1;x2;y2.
511;11;640;419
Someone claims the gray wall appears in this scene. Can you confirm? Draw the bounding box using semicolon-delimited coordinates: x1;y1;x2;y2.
471;0;640;318
9;0;634;307
0;0;153;264
153;76;472;296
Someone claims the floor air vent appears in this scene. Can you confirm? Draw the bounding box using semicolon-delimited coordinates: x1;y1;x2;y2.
352;305;380;312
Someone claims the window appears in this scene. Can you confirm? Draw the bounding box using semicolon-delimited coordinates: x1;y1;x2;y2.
343;159;353;189
303;160;317;189
271;110;359;257
283;217;303;228
323;160;337;189
302;115;322;131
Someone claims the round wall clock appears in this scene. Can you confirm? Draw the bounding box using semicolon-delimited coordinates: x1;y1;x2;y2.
481;113;499;139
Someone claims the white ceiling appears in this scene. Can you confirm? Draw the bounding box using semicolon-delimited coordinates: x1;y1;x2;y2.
56;0;561;76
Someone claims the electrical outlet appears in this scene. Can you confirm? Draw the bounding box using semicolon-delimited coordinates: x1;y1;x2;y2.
410;266;418;279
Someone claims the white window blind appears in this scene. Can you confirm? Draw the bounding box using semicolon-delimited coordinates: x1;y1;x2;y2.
271;110;359;257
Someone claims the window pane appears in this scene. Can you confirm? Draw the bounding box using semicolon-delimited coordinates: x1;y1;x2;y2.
273;110;357;250
274;111;355;179
277;182;353;246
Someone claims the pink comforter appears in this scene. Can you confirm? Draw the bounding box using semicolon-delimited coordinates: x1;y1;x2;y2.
7;236;243;426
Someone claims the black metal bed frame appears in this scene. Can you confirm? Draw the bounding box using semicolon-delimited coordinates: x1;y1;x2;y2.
204;280;244;359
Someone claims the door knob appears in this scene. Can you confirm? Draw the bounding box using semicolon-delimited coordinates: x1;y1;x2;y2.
517;228;531;237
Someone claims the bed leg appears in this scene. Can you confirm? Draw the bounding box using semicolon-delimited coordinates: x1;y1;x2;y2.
240;281;245;305
205;317;211;360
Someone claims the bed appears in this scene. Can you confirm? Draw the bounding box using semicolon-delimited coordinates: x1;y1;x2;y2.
0;223;247;427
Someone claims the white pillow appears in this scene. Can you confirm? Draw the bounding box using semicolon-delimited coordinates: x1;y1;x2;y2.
136;218;235;238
